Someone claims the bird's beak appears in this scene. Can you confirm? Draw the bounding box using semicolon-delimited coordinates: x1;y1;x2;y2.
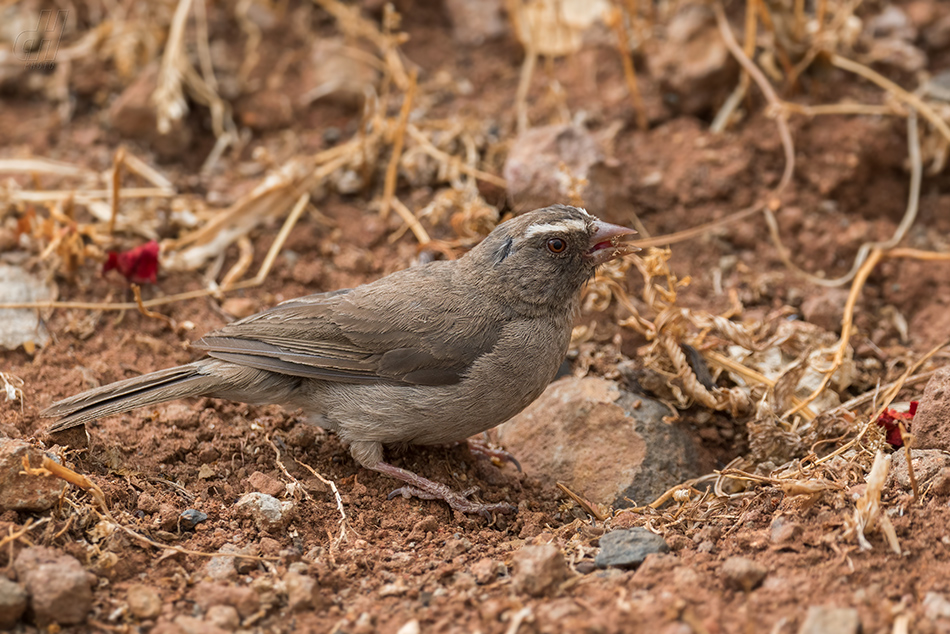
587;220;639;266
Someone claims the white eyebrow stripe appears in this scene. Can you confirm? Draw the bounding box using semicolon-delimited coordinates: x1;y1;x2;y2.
576;207;590;216
524;219;587;238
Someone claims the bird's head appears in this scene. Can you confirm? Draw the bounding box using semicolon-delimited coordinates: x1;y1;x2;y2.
464;205;638;313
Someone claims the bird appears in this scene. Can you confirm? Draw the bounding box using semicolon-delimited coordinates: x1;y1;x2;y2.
43;204;638;515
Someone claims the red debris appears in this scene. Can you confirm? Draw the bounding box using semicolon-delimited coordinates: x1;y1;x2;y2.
876;401;917;448
102;240;160;284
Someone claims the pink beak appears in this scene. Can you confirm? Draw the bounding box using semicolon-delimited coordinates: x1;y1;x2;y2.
587;220;639;266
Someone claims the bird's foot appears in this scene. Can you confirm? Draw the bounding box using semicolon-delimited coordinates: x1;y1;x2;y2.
465;436;522;472
373;461;516;518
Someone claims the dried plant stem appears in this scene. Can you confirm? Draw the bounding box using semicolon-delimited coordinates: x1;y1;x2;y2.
609;7;647;130
784;248;883;418
108;147;125;235
764;111;922;287
294;457;353;550
379;69;418;221
830;54;950;144
405;125;507;187
391;197;431;245
516;47;538;134
131;284;175;329
713;2;795;194
814;337;950;466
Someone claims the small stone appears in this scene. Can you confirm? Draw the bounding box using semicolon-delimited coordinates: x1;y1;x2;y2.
14;547;95;626
911;368;950;452
471;557;506;585
235;492;293;529
127;583;163;620
202;544;246;582
595;527;670;569
407;515;439;542
175;615;229;634
720;556;767;592
924;592;950;620
180;509;208;530
193;582;260;619
932;468;950;496
0;577;28;629
396;620;422;634
888;450;950;491
284;571;320;611
442;537;473;559
798;606;860;634
246;471;285;497
511;544;570;597
770;516;804;544
205;605;240;631
0;437;68;511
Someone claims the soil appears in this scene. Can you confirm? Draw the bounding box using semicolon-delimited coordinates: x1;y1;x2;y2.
3;1;950;633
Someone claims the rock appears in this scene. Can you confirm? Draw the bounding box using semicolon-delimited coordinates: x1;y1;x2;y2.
246;471;285;498
205;605;240;631
444;0;507;45
720;556;767;592
924;592;950;620
192;582;260;619
594;527;670;569
108;63;192;158
14;547;96;626
127;583;162;620
798;606;860;634
503;124;618;215
284;570;320;611
174;615;229;634
0;437;68;511
442;537;473;559
888;450;950;491
912;368;950;452
800;288;851;333
498;377;702;508
234;492;293;530
202;544;247;582
0;577;27;630
646;5;738;115
932;467;950;496
396;620;422;634
471;558;507;584
0;264;53;351
769;516;804;544
179;509;209;530
511;544;570;597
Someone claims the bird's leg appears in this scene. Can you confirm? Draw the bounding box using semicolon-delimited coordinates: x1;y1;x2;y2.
464;434;522;472
372;461;516;517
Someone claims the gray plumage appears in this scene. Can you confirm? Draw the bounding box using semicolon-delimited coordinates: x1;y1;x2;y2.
43;205;636;499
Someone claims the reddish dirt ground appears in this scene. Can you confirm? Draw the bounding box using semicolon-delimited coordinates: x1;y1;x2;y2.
3;1;950;633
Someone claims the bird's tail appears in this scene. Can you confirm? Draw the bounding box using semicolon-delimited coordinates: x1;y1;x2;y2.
42;359;287;432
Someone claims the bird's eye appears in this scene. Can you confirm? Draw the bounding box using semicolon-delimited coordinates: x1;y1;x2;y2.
547;237;567;253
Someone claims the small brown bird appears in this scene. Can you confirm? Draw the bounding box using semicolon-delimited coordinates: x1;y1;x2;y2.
44;205;637;515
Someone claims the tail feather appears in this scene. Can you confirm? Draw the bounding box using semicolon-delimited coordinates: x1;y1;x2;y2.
43;361;225;432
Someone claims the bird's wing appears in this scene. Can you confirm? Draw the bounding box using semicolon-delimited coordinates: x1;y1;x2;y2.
192;265;500;386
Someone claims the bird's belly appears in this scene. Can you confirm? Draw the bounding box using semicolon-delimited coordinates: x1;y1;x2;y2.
325;320;570;447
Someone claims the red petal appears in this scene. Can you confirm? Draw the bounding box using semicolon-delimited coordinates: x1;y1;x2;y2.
102;240;160;284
